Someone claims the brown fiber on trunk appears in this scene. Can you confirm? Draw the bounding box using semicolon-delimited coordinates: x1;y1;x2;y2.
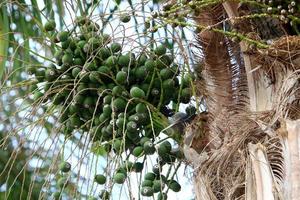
186;2;300;200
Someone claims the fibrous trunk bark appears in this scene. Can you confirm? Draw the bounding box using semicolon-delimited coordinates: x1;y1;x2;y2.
187;2;300;200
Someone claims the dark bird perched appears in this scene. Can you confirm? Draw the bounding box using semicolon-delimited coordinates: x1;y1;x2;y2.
160;108;197;136
170;111;196;128
160;105;175;117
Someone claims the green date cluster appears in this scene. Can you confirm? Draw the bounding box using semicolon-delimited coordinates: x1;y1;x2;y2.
30;16;196;199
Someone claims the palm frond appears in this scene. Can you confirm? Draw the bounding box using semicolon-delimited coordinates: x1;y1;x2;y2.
0;5;9;80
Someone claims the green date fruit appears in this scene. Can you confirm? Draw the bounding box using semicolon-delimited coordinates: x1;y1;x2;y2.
94;174;106;185
130;87;145;99
113;172;126;184
44;20;56;31
59;161;71;173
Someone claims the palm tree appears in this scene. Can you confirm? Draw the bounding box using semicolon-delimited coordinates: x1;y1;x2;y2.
0;0;299;199
183;1;300;199
0;1;85;199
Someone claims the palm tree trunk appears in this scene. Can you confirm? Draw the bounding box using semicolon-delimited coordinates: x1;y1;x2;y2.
283;119;300;199
187;2;300;199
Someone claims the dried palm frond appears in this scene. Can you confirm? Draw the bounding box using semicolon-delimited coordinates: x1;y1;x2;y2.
247;142;284;200
179;1;300;199
187;1;300;198
190;110;290;199
189;69;300;199
194;131;247;199
255;36;300;79
193;5;253;149
188;57;300;200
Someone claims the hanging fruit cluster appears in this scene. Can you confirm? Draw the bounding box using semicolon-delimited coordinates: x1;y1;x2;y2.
34;16;194;137
28;15;196;198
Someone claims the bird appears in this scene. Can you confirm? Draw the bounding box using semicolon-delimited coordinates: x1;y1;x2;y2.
160;110;197;138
